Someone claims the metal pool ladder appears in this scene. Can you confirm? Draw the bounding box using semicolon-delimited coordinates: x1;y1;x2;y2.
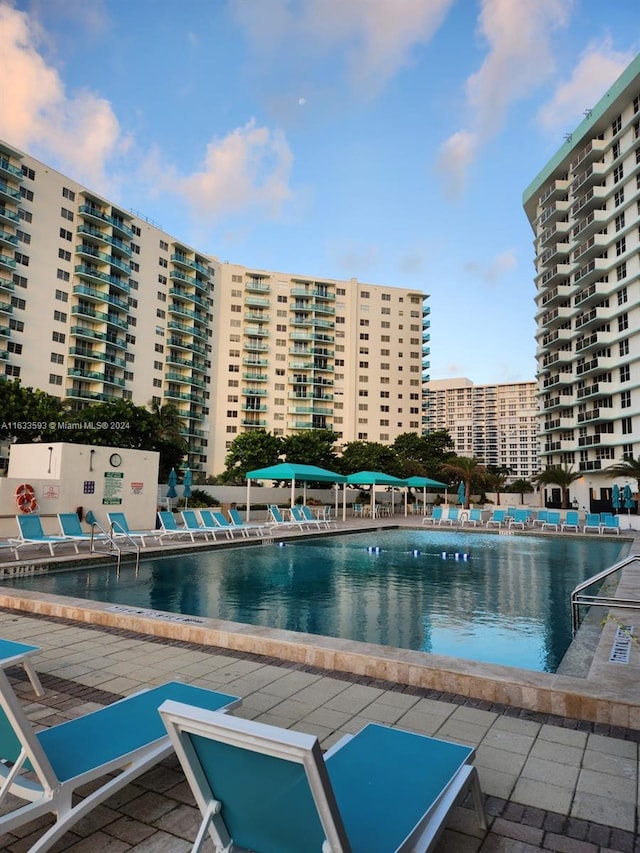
570;554;640;634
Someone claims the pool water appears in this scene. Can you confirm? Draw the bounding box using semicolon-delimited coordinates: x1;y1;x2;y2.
5;530;626;672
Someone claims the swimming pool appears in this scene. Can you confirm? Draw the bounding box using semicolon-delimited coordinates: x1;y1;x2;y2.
4;530;626;672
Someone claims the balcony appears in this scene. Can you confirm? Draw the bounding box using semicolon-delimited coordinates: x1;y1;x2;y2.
66;388;120;403
243;340;269;352
166;337;207;356
244;295;270;308
242;372;268;381
538;200;570;228
538;219;571;246
572;257;610;288
69;347;126;368
537;263;571;287
74;265;129;294
0;275;14;293
569;161;607;196
575;329;615;353
169;303;208;324
570;185;607;218
75;244;131;274
539;178;569;205
538;282;573;309
79;205;134;238
242;356;268;366
0;229;18;249
167;320;208;340
571;209;609;244
73;284;129;311
242;387;267;396
166;372;205;388
241;418;267;427
579;460;602;472
0;182;21;202
76;224;133;256
244;279;270;293
0;158;22;179
0;206;19;226
67;368;125;387
0;253;16;271
578;434;602;448
243;325;269;337
572;233;609;265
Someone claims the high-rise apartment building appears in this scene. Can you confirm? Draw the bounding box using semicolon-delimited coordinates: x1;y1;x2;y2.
425;378;539;481
523;54;640;475
0;139;430;475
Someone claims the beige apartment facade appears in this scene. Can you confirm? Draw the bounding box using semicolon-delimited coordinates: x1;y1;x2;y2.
425;378;539;482
0;139;430;476
523;53;640;482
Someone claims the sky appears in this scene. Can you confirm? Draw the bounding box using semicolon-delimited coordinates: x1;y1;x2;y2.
1;0;639;384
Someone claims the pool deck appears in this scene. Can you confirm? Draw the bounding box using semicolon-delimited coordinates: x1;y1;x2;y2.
0;517;638;851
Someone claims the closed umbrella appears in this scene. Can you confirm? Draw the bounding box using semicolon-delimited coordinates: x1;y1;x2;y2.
182;468;192;508
457;481;465;506
623;483;634;514
612;483;620;513
167;468;178;510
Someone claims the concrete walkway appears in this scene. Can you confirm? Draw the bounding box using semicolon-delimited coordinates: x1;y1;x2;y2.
0;606;637;852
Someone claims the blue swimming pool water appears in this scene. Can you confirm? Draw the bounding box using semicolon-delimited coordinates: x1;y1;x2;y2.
5;530;626;672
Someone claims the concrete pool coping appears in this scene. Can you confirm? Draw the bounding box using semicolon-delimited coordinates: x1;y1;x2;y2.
0;519;637;728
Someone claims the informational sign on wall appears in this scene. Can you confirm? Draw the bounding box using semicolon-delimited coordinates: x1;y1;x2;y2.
41;485;60;500
103;471;124;505
131;482;144;495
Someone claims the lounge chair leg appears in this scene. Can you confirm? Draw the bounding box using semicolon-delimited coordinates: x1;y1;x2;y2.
22;660;45;697
470;767;487;830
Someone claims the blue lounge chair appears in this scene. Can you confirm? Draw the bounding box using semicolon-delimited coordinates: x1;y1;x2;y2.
440;506;459;526
199;509;239;539
291;505;325;529
0;669;239;853
422;506;443;526
15;514;79;556
541;511;561;532
108;512;163;547
601;515;621;535
181;510;216;541
160;701;486;853
0;637;44;696
509;509;530;529
486;509;506;529
268;505;304;530
227;508;266;537
57;513;110;550
156;510;210;543
583;513;602;534
301;504;336;528
561;510;580;532
468;508;483;526
532;510;548;527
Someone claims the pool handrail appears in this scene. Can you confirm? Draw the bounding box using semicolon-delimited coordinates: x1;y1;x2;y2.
570;554;640;634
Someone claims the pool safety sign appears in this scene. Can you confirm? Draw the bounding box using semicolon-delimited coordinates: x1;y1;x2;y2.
103;471;124;505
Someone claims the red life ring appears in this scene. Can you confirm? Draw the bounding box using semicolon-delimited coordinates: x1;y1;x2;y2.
15;483;38;514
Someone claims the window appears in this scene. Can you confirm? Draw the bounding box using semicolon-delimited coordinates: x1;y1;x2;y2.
612;141;621;159
20;187;33;202
616;237;626;256
620;339;629;357
16;230;30;245
617;263;627;281
614;188;625;206
18;209;32;223
618;286;628;305
615;212;625;231
56;269;70;282
612;114;622;134
159;257;168;268
154;343;164;353
613;164;624;184
159;240;169;251
60;207;73;221
359;333;369;340
621;390;631;408
21;165;35;180
382;293;391;301
622;417;633;435
156;309;165;318
231;304;242;312
10;296;25;310
152;378;162;388
5;365;21;377
620;365;630;382
53;310;66;322
7;342;22;354
360;291;370;299
50;352;64;364
14;253;29;266
228;364;239;372
55;289;68;302
618;313;629;332
58;248;71;262
158;275;167;285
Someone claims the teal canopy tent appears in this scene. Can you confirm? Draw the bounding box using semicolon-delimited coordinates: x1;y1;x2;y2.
405;476;447;516
346;471;408;519
245;463;346;521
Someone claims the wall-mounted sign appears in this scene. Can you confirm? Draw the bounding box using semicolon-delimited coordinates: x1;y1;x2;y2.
83;481;95;495
41;485;60;500
130;482;144;495
103;471;124;505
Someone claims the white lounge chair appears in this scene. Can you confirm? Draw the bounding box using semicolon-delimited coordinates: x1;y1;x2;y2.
15;514;79;556
0;669;239;853
160;700;487;853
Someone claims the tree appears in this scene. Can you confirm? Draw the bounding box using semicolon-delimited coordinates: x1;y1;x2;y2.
281;429;339;472
605;455;640;491
533;465;581;509
506;478;535;504
337;441;402;477
484;466;511;506
220;430;282;484
0;379;66;442
440;456;486;509
393;430;455;479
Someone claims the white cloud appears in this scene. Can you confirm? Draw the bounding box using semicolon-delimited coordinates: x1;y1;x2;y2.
537;40;635;131
437;130;478;198
231;0;454;93
438;0;572;193
464;249;517;286
165;120;294;223
0;3;125;189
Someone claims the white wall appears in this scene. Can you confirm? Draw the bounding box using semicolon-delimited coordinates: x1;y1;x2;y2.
0;442;159;536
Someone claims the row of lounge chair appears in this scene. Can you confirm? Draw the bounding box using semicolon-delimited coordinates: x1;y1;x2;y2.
0;638;486;851
6;504;338;558
423;507;622;534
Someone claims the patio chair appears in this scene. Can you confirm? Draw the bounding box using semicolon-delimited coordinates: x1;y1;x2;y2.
467;508;483;526
541;511;561;532
268;505;304;530
181;510;216;541
0;637;44;697
301;504;336;529
227;508;267;537
486;509;506;529
508;509;530;529
291;505;325;529
600;515;621;535
560;510;580;532
160;701;486;853
440;506;459;527
422;506;443;526
15;514;79;557
532;510;548;527
583;513;603;534
0;668;239;853
200;509;240;539
108;512;163;548
57;513;110;550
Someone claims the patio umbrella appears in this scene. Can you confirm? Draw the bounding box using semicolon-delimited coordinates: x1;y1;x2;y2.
612;483;620;513
182;468;192;508
623;483;634;514
167;468;178;499
457;480;465;506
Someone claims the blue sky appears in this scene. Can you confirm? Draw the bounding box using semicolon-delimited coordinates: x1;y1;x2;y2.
1;1;639;384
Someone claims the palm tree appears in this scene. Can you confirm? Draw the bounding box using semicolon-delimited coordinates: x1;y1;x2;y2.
484;466;511;506
441;456;486;509
605;455;640;490
533;464;581;509
507;478;534;505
